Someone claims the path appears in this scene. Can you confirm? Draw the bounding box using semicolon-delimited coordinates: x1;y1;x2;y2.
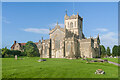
97;59;120;66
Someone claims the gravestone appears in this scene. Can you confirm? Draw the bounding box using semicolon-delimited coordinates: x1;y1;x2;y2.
38;59;46;62
15;55;17;60
95;69;105;74
104;59;108;62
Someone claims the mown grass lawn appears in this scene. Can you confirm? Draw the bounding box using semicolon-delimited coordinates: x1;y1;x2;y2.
2;57;118;78
102;58;119;64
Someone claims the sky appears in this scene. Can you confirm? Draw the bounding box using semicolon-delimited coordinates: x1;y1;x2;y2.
2;2;118;52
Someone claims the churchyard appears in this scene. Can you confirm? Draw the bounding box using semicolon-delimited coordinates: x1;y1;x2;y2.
2;57;118;78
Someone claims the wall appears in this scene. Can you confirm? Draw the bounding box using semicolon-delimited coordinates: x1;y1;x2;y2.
50;28;65;58
80;39;93;58
14;43;21;51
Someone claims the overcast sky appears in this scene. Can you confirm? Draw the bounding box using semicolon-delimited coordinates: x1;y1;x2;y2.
2;2;118;51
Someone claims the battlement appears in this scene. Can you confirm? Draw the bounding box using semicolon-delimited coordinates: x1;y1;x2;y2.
64;12;82;20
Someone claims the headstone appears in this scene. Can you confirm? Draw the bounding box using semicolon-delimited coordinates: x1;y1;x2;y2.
38;59;46;62
90;60;98;62
104;59;108;62
98;60;103;62
94;60;98;62
109;55;113;58
15;55;17;60
95;69;105;74
81;59;85;60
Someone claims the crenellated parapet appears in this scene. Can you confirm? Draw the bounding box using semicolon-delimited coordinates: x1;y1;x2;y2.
64;12;82;20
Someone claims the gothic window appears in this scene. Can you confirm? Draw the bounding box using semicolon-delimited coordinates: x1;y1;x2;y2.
68;22;69;28
66;44;71;52
79;20;81;28
76;21;77;27
75;21;76;27
55;40;60;50
70;22;73;28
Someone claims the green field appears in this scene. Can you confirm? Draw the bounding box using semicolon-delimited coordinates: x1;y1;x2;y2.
2;57;118;78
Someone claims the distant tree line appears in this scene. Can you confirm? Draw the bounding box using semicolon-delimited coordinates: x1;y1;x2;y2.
100;45;120;58
1;41;39;58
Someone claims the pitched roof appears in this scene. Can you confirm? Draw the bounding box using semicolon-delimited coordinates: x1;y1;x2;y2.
11;44;16;48
18;43;26;47
35;42;38;45
49;24;65;34
11;42;39;49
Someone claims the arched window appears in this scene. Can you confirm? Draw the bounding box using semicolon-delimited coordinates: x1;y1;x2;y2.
75;21;77;27
70;22;73;28
68;22;69;27
74;21;76;27
76;21;77;27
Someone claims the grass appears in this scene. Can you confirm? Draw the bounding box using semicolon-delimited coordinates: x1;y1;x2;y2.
102;58;119;64
0;58;2;80
2;57;118;78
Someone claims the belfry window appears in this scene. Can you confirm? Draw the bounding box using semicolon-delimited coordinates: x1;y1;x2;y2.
70;22;73;28
75;21;76;27
76;21;77;27
68;22;69;27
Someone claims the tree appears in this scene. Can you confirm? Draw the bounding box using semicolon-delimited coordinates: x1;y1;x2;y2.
112;45;118;57
106;47;111;56
118;45;120;56
24;41;39;57
0;49;1;57
2;47;11;58
100;45;106;57
11;50;21;56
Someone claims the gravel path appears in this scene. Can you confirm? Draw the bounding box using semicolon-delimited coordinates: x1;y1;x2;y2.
97;59;120;66
108;61;120;66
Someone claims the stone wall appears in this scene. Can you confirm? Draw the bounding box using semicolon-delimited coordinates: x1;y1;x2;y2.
14;43;21;51
65;37;79;59
50;28;65;58
80;38;93;58
40;39;51;58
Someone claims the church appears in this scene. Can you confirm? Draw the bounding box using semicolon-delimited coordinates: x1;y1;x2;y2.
11;12;101;58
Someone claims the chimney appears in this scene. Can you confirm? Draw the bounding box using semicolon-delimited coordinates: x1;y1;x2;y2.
39;40;41;42
14;41;16;44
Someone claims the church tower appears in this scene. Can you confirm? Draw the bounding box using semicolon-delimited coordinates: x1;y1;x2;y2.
64;11;83;39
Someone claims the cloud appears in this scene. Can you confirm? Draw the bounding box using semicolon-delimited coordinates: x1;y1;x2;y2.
95;28;108;32
2;17;11;24
100;32;118;49
23;28;49;34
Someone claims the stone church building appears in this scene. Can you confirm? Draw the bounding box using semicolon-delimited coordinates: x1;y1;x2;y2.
11;12;101;58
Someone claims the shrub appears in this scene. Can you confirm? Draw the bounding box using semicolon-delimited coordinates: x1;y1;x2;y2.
24;41;39;57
